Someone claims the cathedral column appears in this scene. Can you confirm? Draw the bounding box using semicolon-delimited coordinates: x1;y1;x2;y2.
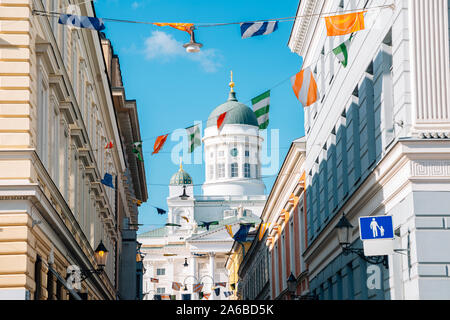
189;255;197;300
209;252;215;300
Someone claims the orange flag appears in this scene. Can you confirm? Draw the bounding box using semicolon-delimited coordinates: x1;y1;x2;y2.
152;134;169;155
299;171;306;189
324;11;366;36
281;209;289;223
153;22;194;34
289;194;300;208
291;67;319;107
217;112;227;130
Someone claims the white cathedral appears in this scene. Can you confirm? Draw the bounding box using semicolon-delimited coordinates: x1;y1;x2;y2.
138;80;267;300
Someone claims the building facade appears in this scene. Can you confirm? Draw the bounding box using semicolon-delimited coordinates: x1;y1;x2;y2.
138;84;266;300
238;138;308;300
288;0;450;300
0;0;146;300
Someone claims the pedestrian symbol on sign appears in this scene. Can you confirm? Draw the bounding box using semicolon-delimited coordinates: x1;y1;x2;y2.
369;218;385;238
359;216;394;241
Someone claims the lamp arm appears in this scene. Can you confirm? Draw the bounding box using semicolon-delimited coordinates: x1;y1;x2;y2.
342;246;388;269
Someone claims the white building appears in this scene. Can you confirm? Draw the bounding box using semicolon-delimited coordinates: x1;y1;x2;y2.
138;84;267;300
288;0;450;300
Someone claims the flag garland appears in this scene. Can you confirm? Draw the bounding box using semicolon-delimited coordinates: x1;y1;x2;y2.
240;21;279;39
333;35;354;67
101;173;114;189
225;225;234;238
258;223;271;241
199;221;219;231
105;141;114;149
291;67;319;107
132;141;144;161
58;14;105;31
156;207;167;215
186;124;201;153
324;11;366;36
193;283;204;293
165;223;181;227
203;293;211;300
215;282;227;288
172;282;182;291
152;134;168;155
153;22;194;34
252;90;270;130
217;112;227;130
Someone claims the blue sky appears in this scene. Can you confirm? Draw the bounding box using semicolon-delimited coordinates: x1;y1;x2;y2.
94;0;305;234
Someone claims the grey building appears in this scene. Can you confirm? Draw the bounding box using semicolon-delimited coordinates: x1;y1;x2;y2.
288;0;450;300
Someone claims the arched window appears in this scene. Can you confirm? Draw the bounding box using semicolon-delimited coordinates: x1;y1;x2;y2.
230;163;238;178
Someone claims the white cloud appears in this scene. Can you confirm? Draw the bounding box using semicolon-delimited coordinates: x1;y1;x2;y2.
143;30;222;73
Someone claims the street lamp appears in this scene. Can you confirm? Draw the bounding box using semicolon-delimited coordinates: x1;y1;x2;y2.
287;273;297;299
335;213;388;268
78;240;109;281
183;258;189;267
93;240;109;269
179;185;190;200
183;26;203;53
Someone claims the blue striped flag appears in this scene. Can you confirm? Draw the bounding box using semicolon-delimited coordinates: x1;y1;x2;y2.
58;14;105;31
240;21;278;39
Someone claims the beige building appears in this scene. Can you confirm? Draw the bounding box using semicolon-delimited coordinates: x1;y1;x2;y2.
0;0;146;300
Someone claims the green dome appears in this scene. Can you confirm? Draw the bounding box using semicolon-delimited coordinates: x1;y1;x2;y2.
206;91;259;128
170;165;193;185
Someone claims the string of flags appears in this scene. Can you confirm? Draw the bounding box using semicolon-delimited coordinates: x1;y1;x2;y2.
131;9;380;155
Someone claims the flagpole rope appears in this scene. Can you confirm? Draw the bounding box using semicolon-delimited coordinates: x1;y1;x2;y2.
31;4;392;155
31;3;394;28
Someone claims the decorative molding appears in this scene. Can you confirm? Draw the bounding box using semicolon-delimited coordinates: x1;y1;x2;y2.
411;160;450;177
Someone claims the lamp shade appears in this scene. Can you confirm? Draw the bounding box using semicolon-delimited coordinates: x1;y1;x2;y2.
183;29;203;53
335;214;353;246
94;240;109;267
180;185;190;200
287;273;297;294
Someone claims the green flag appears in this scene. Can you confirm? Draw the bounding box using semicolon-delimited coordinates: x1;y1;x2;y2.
186;124;201;153
333;35;353;67
251;90;270;130
132;141;143;161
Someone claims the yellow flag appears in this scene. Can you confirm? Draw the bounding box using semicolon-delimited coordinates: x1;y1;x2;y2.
153;22;194;34
225;225;234;238
324;11;366;36
258;223;271;241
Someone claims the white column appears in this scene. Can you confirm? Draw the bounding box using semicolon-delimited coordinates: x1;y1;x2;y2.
209;252;215;300
189;255;197;300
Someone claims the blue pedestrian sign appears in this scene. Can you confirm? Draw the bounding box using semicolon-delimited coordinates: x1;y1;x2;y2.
359;216;394;241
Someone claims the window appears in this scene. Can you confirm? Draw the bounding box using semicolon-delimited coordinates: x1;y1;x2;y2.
157;287;165;294
37;64;49;167
47;269;54;300
245;150;250;157
244;163;250;178
156;268;165;276
218;150;224;157
34;255;42;300
230;163;238;177
208;165;214;180
217;163;225;178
